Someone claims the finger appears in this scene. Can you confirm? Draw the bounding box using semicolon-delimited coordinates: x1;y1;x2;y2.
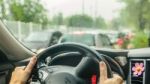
99;61;108;81
113;74;123;84
25;56;37;73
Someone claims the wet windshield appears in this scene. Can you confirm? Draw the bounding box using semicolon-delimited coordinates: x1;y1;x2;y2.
25;32;50;42
0;0;149;51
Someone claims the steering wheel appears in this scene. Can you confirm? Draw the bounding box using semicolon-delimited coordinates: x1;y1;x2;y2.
32;43;122;84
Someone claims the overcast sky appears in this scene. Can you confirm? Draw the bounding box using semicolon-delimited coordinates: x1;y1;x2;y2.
41;0;124;21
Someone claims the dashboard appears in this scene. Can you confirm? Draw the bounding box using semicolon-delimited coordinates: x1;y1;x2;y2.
41;48;150;84
1;45;150;84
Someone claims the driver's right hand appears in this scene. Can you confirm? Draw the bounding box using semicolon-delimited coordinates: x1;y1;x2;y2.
99;61;123;84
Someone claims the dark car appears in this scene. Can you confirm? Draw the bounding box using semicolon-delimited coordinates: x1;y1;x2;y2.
103;31;119;44
23;31;62;51
58;31;112;48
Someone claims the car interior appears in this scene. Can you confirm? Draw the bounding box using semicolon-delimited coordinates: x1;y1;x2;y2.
0;20;149;84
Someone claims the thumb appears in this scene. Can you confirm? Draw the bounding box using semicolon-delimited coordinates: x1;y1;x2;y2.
99;61;108;84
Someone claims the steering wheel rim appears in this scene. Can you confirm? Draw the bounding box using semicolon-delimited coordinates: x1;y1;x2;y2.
35;43;113;84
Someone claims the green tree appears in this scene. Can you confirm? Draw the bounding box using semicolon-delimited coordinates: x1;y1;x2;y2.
66;14;93;28
109;17;123;30
0;0;8;19
94;16;107;28
131;32;148;48
52;13;64;25
120;0;150;31
9;0;48;24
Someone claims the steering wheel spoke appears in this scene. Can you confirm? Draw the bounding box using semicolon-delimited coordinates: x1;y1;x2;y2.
75;56;99;78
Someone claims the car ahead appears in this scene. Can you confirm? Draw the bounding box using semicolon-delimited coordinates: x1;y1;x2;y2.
23;31;62;51
58;31;112;48
103;31;119;44
1;20;150;84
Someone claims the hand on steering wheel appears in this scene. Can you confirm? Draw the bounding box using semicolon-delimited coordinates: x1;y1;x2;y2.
9;43;124;84
9;56;37;84
9;57;123;84
99;62;123;84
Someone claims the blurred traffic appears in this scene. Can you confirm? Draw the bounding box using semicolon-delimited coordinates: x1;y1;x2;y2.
23;30;62;51
0;0;149;52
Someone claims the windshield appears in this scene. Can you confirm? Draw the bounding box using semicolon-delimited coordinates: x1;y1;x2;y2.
25;32;50;42
1;0;149;51
61;34;95;46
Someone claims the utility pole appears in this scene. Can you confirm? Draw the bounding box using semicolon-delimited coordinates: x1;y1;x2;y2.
82;0;85;15
94;0;98;18
94;0;98;28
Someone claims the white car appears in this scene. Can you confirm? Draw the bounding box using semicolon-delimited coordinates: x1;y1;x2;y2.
58;31;112;48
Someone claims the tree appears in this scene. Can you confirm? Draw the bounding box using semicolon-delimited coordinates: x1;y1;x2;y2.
109;17;123;30
0;0;8;19
9;0;48;24
131;32;148;48
66;14;93;28
120;0;150;31
94;16;107;28
52;13;64;25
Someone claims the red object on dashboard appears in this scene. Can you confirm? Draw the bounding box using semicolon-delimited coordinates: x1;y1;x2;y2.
91;75;97;84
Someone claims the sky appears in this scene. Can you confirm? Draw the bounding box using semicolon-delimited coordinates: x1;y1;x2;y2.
41;0;124;21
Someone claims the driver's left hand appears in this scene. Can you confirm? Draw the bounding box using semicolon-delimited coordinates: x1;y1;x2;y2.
9;56;37;84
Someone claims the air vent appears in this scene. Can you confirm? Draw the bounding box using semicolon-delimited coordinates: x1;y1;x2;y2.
145;60;150;84
130;60;145;84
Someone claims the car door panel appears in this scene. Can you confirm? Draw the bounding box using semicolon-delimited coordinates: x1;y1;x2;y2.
0;50;14;84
